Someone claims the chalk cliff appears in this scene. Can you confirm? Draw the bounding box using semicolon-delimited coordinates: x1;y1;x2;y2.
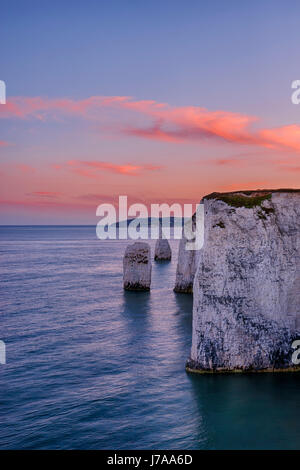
123;242;152;291
182;189;300;372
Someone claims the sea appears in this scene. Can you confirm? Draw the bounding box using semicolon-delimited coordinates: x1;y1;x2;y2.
1;225;300;449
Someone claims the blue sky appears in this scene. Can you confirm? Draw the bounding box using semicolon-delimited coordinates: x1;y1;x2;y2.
1;1;300;223
2;1;299;115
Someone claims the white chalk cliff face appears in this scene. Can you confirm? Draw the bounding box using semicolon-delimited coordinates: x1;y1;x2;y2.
123;242;151;291
182;190;300;372
154;238;172;261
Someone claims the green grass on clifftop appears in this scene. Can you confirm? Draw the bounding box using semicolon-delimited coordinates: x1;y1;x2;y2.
205;192;272;208
204;189;300;209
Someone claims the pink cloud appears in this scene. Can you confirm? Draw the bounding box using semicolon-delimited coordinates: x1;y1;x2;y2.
279;166;300;172
0;96;130;120
26;191;62;198
213;158;246;167
259;125;300;152
1;95;300;153
51;164;63;170
219;181;272;192
124;122;183;143
16;163;36;174
67;160;162;177
0;198;93;212
0;191;151;213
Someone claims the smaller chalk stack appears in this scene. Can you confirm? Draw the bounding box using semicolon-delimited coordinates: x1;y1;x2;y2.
154;238;172;261
154;224;172;261
123;242;152;291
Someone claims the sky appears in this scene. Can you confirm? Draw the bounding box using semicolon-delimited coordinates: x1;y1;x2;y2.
1;0;300;224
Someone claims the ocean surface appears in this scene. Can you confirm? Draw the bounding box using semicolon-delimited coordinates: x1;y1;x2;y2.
1;225;300;450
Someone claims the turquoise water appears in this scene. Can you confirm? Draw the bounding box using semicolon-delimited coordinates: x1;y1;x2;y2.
1;226;300;449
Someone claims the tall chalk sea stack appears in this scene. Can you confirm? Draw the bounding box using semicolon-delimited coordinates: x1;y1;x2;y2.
184;189;300;372
174;215;199;293
123;242;152;291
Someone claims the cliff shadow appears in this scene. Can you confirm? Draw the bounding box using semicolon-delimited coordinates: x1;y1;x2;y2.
186;371;300;449
173;291;193;316
171;292;193;359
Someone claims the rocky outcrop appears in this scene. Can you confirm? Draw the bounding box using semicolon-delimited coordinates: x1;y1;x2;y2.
185;189;300;373
174;215;200;292
154;238;172;261
123;242;151;291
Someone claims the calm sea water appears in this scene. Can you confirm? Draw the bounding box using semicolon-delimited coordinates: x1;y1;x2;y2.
1;226;300;450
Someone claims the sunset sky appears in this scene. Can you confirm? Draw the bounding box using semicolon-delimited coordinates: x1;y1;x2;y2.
1;0;300;224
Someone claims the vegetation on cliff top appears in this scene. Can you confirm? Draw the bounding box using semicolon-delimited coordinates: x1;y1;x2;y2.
204;189;300;209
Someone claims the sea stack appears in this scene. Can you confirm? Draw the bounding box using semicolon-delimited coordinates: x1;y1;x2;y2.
174;214;199;293
123;242;152;291
183;189;300;373
154;227;172;261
